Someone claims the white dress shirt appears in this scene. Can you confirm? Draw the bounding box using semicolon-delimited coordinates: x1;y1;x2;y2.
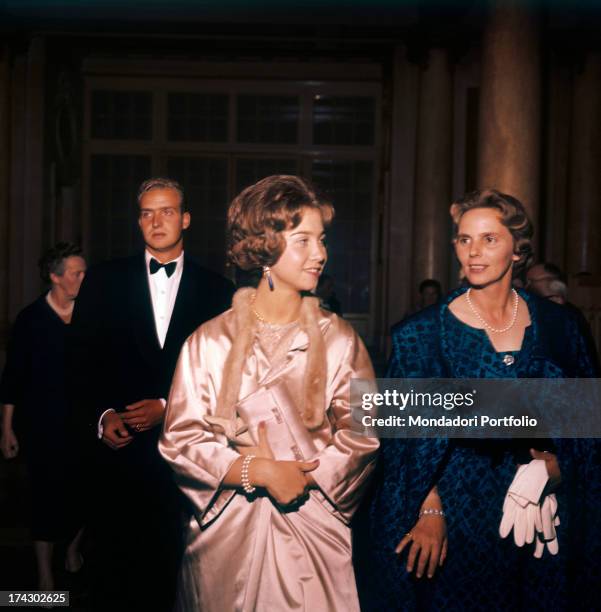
145;249;184;348
98;250;184;437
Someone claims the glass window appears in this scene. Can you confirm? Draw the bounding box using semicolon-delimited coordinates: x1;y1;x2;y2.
86;79;378;321
313;96;375;146
91;91;153;140
89;155;151;262
312;159;373;313
237;95;299;144
168;93;228;142
235;158;298;192
167;156;229;272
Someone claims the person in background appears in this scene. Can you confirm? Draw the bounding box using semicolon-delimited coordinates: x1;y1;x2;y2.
69;177;234;610
0;242;86;590
536;278;568;305
525;262;564;295
418;278;442;310
526;261;599;374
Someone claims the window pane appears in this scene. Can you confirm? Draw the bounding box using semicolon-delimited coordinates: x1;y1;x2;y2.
312;159;373;313
313;96;375;146
89;155;151;262
237;96;299;144
167;156;229;273
235;158;298;192
91;91;153;140
167;93;228;142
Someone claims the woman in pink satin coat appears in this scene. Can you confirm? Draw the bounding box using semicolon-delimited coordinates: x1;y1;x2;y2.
159;175;379;612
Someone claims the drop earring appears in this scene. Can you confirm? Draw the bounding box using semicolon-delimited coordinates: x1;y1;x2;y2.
263;266;274;291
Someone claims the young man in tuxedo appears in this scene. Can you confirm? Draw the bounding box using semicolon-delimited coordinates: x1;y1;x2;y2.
70;178;233;610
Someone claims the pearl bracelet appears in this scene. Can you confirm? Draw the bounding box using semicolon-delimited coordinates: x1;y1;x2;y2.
419;507;445;518
241;454;256;494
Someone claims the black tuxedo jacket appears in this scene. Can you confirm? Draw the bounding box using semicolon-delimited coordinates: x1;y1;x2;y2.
68;253;233;608
69;252;234;441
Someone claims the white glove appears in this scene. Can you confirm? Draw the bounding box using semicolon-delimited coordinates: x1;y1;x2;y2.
533;494;560;558
500;465;530;545
524;501;540;546
507;459;548;505
500;460;559;557
500;484;540;546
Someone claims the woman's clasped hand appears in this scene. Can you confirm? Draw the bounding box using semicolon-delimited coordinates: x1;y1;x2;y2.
240;422;319;506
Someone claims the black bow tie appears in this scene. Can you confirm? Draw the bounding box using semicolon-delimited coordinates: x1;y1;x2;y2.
149;258;177;278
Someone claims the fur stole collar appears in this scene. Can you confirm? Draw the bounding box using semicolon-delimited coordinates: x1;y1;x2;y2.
215;287;326;430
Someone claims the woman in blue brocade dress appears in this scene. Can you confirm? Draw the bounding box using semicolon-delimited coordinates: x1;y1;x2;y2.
357;190;601;611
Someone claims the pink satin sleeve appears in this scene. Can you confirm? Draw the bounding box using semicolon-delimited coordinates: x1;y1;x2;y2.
159;330;240;525
310;328;380;524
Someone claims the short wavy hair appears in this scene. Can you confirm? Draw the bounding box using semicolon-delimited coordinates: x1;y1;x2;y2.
227;175;334;271
449;189;534;277
38;242;83;284
137;177;186;211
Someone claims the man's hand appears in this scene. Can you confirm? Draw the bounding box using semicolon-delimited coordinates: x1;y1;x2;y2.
0;428;19;459
101;411;133;450
530;448;561;494
121;399;165;433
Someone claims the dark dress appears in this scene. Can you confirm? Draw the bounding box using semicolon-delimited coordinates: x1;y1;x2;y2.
0;295;81;541
357;287;601;611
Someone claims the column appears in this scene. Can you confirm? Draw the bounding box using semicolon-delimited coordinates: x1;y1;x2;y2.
477;0;541;229
567;51;601;276
412;47;453;291
543;52;572;268
382;45;420;338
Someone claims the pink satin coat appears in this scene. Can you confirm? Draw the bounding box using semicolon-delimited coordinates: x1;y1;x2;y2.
159;306;379;612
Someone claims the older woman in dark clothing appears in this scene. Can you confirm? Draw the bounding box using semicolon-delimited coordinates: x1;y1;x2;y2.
1;243;86;590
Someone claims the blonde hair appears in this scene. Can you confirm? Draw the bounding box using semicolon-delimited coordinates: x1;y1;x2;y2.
137;177;185;211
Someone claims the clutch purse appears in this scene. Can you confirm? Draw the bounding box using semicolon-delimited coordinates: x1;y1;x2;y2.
235;380;318;461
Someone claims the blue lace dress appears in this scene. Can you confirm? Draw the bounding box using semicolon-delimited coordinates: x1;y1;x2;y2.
357;287;601;611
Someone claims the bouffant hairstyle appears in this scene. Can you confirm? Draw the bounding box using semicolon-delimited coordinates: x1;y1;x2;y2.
137;177;186;212
38;242;83;284
227;175;334;271
449;189;534;277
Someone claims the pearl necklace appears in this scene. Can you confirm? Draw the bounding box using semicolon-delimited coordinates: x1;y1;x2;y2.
250;293;298;327
465;288;519;333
